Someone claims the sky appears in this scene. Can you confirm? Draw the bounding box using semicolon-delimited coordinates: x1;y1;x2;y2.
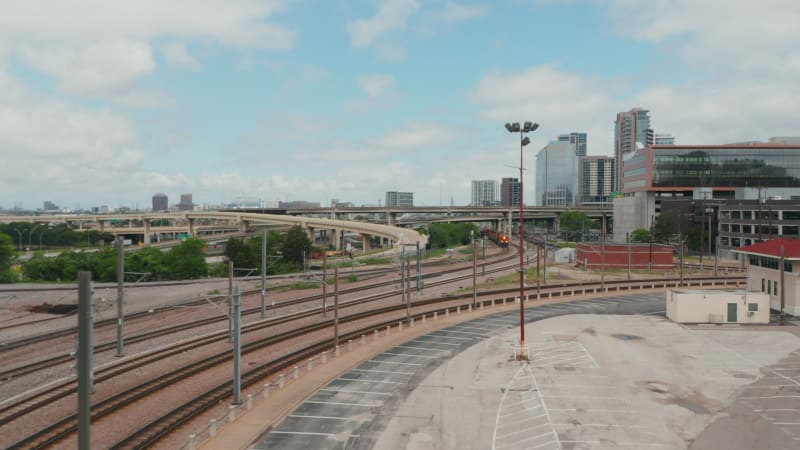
1;0;799;210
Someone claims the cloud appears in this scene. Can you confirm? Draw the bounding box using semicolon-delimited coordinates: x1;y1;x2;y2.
358;74;396;99
347;0;420;48
370;121;459;149
162;42;199;68
20;41;157;96
419;1;489;34
0;70;149;202
605;0;800;77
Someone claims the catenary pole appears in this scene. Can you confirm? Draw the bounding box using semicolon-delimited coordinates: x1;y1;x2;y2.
116;236;125;357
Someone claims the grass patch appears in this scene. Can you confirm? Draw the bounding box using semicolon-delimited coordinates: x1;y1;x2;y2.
207;289;221;295
359;257;392;265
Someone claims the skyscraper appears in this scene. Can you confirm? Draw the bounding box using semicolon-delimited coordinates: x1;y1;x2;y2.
152;193;168;212
614;108;652;190
178;193;193;211
655;133;675;145
500;178;520;207
579;156;616;206
536;132;587;206
471;180;498;206
385;191;413;207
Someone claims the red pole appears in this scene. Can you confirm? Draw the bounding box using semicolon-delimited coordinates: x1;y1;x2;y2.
518;132;526;359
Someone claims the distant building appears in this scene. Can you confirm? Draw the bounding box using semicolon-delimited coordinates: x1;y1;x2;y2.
43;201;58;211
733;238;800;316
769;136;800;145
99;205;109;213
278;201;321;209
385;191;413;207
654;133;676;145
579;156;616;206
178;193;193;211
614;108;652;191
535;132;587;206
500;178;520;207
152;193;168;212
471;180;498;206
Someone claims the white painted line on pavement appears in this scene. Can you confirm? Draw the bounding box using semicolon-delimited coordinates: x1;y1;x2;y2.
320;388;392;396
549;408;639;413
497;416;552;430
429;333;474;340
437;329;486;336
303;400;381;407
351;368;414;375
335;377;404;385
380;351;439;359
551;422;648;429
270;431;361;438
288;414;349;420
367;359;423;366
410;339;461;346
395;344;448;352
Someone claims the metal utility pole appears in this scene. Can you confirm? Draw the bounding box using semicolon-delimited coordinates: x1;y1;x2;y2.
536;244;541;300
405;257;412;322
481;237;486;276
649;215;654;271
322;252;328;316
626;232;631;281
780;245;785;325
261;229;267;319
334;266;340;347
416;241;422;292
601;212;606;290
232;284;242;404
400;246;406;303
472;231;477;308
78;271;93;450
116;236;125;357
700;197;705;270
228;261;233;341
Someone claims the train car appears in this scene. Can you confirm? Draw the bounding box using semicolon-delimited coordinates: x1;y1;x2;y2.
481;227;509;248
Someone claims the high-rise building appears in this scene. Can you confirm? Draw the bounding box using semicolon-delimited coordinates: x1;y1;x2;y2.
43;201;58;211
500;178;520;207
579;156;616;206
152;193;168;212
535;132;587;206
614;108;652;190
178;193;193;211
471;180;498;206
654;133;675;145
385;191;413;207
558;132;588;157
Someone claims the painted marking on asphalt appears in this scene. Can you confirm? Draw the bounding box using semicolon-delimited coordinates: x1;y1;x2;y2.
270;431;361;438
410;338;462;346
335;377;404;385
551;422;648;429
303;400;382;407
367;359;423;366
288;414;350;420
395;344;449;352
436;329;486;336
497;416;553;430
351;368;414;375
320;388;392;396
428;333;474;341
380;351;440;359
549;408;640;413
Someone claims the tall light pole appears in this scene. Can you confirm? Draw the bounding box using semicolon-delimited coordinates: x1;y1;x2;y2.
505;121;539;361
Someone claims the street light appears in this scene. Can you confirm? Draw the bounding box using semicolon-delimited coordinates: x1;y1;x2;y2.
27;224;40;251
505;120;539;361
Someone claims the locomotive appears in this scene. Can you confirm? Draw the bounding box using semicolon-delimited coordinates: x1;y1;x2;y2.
480;227;509;248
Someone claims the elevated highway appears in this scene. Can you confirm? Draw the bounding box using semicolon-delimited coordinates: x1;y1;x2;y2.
0;212;427;250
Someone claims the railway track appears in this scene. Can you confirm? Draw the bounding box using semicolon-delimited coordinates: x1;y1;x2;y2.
3;272;743;449
0;249;522;428
0;249;519;380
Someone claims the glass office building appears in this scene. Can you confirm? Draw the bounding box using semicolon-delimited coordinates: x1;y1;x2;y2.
622;145;800;193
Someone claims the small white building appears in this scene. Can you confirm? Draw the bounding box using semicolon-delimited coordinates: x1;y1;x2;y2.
666;289;770;324
554;247;575;264
732;238;800;316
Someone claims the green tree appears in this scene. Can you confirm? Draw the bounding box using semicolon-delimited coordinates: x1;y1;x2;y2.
631;228;651;243
280;226;312;269
652;214;674;243
0;233;16;283
127;247;167;281
426;223;478;249
163;238;208;279
559;211;596;241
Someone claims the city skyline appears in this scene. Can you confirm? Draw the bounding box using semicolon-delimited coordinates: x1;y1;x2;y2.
1;1;798;209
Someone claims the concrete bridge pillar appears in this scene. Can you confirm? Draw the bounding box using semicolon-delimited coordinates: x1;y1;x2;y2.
332;229;342;250
188;218;196;237
387;212;397;226
98;220;106;232
143;219;151;245
238;219;249;233
360;234;372;251
306;226;315;243
552;215;560;236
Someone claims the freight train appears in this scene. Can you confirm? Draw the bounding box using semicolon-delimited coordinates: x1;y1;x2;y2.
480;228;509;248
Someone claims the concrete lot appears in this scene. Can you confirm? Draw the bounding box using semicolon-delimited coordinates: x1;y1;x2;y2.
372;316;800;450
